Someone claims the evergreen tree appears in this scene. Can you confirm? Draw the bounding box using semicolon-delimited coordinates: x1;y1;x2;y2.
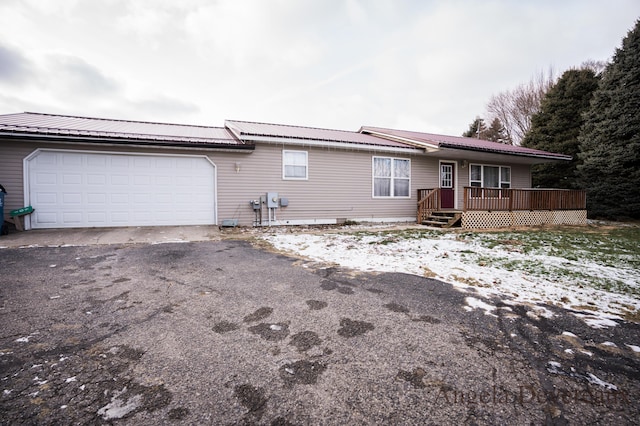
577;20;640;219
484;117;510;144
522;68;600;188
462;117;487;138
463;117;510;143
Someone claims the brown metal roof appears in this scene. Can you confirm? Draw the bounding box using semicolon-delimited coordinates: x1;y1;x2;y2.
360;126;572;161
0;112;251;149
225;119;418;150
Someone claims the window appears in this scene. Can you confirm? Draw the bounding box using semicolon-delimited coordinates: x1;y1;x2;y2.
373;157;410;197
283;150;308;180
470;164;511;188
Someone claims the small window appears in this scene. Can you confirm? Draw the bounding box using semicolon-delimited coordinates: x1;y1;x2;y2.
470;164;482;187
373;156;410;198
283;150;308;180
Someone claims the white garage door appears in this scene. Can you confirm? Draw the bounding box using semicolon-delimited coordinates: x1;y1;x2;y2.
26;150;216;229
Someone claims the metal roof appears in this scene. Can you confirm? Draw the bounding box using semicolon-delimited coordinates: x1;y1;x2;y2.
0;112;251;149
225;119;418;150
360;126;572;161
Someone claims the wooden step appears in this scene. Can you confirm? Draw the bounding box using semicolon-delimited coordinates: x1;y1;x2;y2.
421;212;462;228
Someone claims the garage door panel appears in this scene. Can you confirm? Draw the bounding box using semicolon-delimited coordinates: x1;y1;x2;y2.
28;151;215;228
62;212;83;224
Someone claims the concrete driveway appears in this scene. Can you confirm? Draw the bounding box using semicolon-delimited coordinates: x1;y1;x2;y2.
0;228;639;424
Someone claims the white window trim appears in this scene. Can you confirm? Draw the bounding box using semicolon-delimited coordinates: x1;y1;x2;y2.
282;150;308;180
372;156;411;199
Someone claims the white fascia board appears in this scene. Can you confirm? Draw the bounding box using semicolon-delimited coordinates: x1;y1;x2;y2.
244;135;424;154
3;134;249;153
361;130;440;152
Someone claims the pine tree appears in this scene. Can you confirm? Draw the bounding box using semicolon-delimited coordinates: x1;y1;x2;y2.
522;68;600;188
484;118;510;144
462;117;510;143
462;117;487;138
577;20;640;219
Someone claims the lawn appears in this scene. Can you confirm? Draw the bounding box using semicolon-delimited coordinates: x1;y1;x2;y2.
262;223;640;328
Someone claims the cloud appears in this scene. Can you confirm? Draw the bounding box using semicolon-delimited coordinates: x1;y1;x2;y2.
0;43;35;85
125;95;200;121
45;54;120;95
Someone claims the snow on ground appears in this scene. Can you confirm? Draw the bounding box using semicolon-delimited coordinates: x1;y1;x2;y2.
261;226;640;328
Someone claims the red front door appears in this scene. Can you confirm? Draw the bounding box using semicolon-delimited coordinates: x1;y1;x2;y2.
440;162;455;209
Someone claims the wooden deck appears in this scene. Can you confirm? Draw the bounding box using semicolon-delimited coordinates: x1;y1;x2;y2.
417;187;587;225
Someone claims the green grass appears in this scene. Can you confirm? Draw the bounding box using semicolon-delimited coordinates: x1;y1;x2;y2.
345;224;640;297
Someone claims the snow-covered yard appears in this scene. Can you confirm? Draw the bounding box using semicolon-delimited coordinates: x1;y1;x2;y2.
261;224;640;329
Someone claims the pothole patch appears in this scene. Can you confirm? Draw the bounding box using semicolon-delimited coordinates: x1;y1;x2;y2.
289;331;322;352
248;323;290;341
243;307;274;323
234;383;267;416
337;318;374;338
212;320;240;334
279;360;327;385
305;300;328;310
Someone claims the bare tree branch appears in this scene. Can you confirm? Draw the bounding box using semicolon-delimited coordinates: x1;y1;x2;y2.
486;68;556;145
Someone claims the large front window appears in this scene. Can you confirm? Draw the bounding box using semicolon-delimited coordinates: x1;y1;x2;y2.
373;157;410;197
470;164;511;188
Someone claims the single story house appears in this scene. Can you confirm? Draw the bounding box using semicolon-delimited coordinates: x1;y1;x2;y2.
0;112;586;230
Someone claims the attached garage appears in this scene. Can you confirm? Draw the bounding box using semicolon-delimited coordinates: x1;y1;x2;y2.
25;149;217;229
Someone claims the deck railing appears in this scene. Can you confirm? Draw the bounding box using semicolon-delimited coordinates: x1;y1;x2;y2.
417;188;440;222
463;187;586;211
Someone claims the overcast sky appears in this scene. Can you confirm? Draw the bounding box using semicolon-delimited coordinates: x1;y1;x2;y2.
0;0;637;135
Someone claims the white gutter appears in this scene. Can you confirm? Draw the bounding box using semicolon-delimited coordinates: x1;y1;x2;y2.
241;135;424;154
360;129;440;152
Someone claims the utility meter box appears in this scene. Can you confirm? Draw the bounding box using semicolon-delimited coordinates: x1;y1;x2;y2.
266;192;279;208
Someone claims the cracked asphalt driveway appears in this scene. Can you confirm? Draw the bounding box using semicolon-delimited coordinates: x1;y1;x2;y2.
1;239;639;424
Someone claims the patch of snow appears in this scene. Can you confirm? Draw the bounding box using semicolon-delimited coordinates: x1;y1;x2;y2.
15;335;34;343
49;295;60;300
601;341;617;347
49;264;57;268
587;373;617;390
562;331;578;338
97;388;142;420
575;315;619;329
151;240;188;245
564;348;574;354
3;389;12;396
270;324;283;331
65;377;77;383
262;228;639;328
33;377;47;385
464;297;496;316
580;350;593;357
547;361;562;374
625;344;640;353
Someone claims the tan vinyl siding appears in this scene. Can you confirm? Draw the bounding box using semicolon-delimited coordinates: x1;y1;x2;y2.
0;140;33;218
0;137;535;227
214;144;431;225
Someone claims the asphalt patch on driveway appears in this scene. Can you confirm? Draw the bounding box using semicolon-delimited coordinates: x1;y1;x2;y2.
0;239;639;424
